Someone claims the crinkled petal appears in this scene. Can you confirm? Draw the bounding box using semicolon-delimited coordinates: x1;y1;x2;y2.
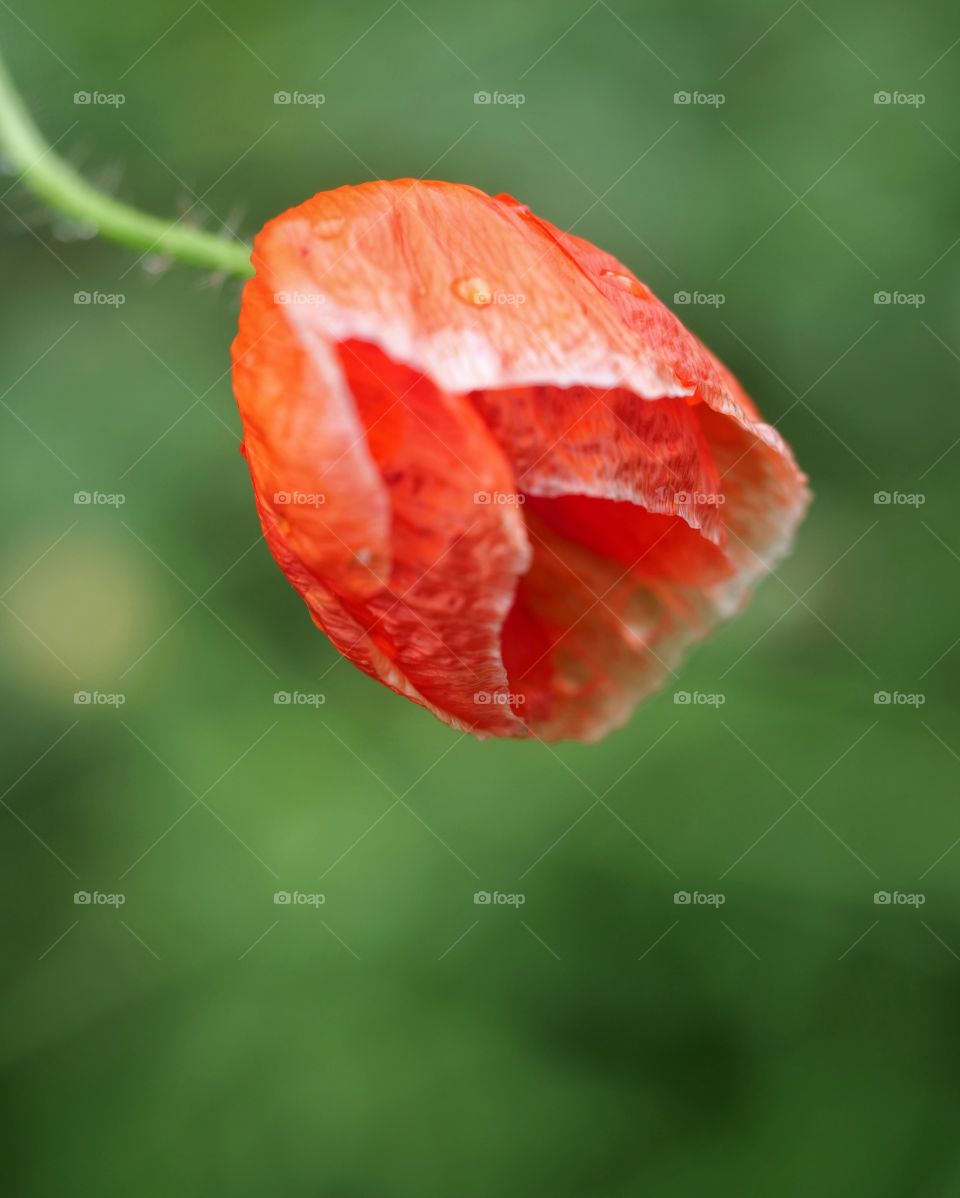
232;180;810;741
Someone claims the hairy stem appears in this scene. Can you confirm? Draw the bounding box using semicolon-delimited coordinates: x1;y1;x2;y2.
0;47;254;278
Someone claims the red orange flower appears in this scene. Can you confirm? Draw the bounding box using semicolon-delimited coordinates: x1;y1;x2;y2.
231;180;809;741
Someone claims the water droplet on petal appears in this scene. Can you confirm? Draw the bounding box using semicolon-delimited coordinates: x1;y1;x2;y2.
313;215;345;238
495;193;531;217
600;269;650;300
452;275;493;306
620;618;651;650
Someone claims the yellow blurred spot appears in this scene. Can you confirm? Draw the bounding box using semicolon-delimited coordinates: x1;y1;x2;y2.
1;525;153;695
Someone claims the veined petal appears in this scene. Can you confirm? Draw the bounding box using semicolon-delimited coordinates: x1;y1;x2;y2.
232;180;810;741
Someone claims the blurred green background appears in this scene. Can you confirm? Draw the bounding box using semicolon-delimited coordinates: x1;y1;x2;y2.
2;0;959;1193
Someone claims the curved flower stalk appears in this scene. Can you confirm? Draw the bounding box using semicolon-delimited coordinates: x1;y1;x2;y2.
0;45;809;742
0;46;252;277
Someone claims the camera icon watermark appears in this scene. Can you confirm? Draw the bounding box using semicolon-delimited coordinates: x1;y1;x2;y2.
473;890;526;906
273;690;326;706
674;890;726;906
873;290;925;307
74;890;126;906
873;490;925;506
73;690;126;707
274;290;326;307
673;690;726;707
673;90;725;107
74;90;125;107
473;90;526;107
673;290;726;307
74;490;126;507
473;490;526;505
873;890;925;906
273;91;325;107
873;691;925;707
672;489;726;506
273;489;326;507
873;90;925;107
474;690;525;707
273;890;326;906
74;291;126;307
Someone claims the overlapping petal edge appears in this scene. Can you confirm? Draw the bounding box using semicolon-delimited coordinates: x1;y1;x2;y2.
231;179;810;742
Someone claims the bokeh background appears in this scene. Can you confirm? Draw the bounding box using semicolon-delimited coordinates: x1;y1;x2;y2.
2;0;959;1193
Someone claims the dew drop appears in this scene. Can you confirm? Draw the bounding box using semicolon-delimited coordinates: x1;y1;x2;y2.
620;618;650;650
495;193;531;217
313;215;345;238
452;275;493;306
600;269;650;300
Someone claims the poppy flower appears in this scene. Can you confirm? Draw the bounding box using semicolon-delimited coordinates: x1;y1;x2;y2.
231;180;809;741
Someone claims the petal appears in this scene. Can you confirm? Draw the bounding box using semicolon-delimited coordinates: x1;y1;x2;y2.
328;339;531;736
501;509;685;741
468;383;729;582
232;271;390;597
528;213;810;597
235;311;532;736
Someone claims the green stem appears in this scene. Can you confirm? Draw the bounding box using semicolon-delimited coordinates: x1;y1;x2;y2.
0;47;254;278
